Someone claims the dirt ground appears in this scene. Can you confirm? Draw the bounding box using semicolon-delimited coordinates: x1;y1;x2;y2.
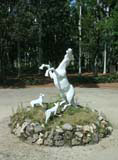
0;86;118;160
26;82;118;89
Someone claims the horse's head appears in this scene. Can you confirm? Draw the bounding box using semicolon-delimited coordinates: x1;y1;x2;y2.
65;48;74;61
66;48;72;54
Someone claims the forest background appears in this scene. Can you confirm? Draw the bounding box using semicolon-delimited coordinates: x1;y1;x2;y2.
0;0;118;86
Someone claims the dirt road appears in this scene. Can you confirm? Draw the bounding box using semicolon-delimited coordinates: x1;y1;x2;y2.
0;87;118;160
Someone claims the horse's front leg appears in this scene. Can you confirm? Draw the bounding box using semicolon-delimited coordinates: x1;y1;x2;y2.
61;103;71;112
46;68;55;79
60;100;66;106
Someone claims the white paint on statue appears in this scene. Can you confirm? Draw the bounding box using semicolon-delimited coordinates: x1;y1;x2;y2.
40;49;76;112
30;94;44;107
40;48;75;111
45;102;59;124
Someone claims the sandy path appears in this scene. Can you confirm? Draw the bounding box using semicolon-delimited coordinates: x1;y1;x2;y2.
0;87;118;160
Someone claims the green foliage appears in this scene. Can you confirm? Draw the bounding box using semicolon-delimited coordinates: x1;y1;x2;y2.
77;73;118;83
0;0;118;81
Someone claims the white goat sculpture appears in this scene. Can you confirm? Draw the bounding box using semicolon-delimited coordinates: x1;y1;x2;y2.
30;94;44;107
45;102;59;124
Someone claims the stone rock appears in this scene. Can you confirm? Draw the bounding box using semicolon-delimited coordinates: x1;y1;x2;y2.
34;123;43;133
101;120;108;126
44;131;49;138
76;125;83;131
54;133;63;141
98;116;104;121
64;131;73;140
83;125;90;132
55;128;64;134
75;132;83;138
15;127;22;137
92;133;99;143
55;139;64;146
89;126;94;133
48;129;55;139
32;134;39;143
31;123;35;127
16;123;20;128
44;138;54;146
21;122;29;133
91;123;97;130
39;133;44;138
36;138;44;145
83;136;91;144
62;123;73;131
25;124;34;136
107;126;113;133
72;138;81;146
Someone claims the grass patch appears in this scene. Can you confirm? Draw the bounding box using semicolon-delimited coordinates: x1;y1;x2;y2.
10;105;45;129
10;103;98;130
47;106;98;129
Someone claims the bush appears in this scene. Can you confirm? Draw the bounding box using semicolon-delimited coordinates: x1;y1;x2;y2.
77;73;118;84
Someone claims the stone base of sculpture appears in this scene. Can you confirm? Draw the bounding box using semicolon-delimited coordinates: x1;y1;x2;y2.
9;101;113;147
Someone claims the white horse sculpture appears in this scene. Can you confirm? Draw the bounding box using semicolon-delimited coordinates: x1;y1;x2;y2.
39;48;75;111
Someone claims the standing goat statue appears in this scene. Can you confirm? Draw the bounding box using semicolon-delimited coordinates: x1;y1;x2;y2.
39;48;76;111
30;94;44;107
45;102;59;124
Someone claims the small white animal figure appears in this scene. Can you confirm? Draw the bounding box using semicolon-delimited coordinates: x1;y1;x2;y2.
30;94;44;107
45;102;59;124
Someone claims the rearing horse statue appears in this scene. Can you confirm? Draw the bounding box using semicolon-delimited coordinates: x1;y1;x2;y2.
39;48;75;111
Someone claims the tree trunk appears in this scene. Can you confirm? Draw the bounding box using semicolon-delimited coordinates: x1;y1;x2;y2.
94;56;98;76
103;43;107;74
17;41;21;77
78;4;82;74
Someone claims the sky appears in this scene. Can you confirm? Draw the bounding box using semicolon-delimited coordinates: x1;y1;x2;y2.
70;0;76;7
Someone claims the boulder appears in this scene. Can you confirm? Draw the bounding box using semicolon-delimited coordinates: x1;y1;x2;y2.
34;123;43;133
72;138;81;146
64;131;73;140
25;124;34;136
55;139;64;146
75;132;83;138
44;138;54;146
55;128;64;134
62;123;73;131
32;134;39;143
36;138;44;145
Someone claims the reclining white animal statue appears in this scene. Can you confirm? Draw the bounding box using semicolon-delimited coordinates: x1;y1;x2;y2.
40;48;75;111
45;102;59;124
30;94;44;107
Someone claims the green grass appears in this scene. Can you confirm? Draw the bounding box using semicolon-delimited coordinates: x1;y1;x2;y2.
47;106;98;129
10;105;45;129
10;103;98;130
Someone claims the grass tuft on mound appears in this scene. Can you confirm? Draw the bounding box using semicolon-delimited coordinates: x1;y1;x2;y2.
10;103;98;129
